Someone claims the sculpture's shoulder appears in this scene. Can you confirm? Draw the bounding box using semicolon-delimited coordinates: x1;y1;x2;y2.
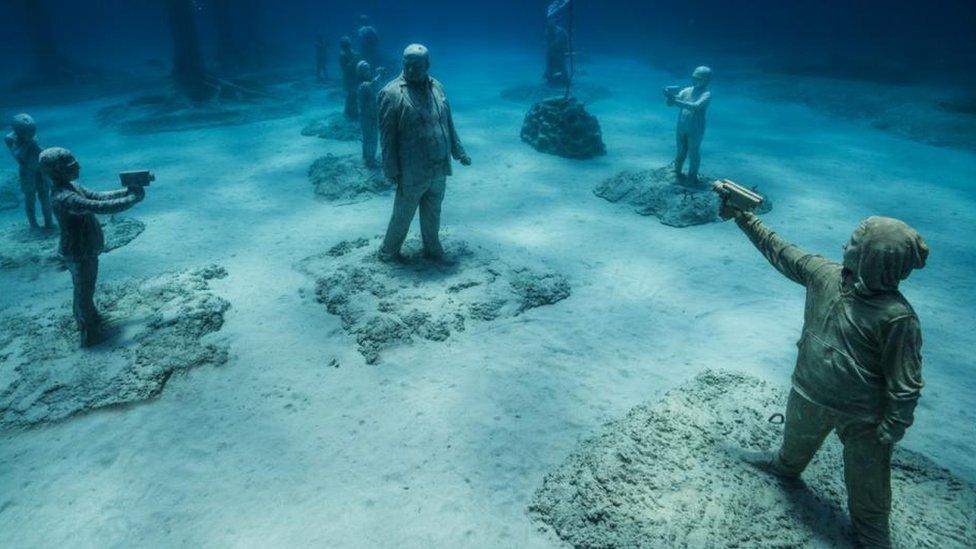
379;77;405;98
429;78;451;102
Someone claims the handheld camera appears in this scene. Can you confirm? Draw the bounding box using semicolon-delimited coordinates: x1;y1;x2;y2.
119;170;155;189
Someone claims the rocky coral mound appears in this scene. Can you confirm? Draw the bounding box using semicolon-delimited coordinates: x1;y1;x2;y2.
521;97;606;160
308;154;392;202
530;369;976;548
0;265;231;430
594;166;772;227
501;82;612;105
296;237;571;364
0;216;145;271
301;112;361;142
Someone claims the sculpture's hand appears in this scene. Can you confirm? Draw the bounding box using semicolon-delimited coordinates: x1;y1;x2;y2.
876;422;901;446
718;197;743;221
130;185;146;201
459;154;472;167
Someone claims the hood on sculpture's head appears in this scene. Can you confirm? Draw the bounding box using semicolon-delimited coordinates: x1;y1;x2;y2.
843;216;928;294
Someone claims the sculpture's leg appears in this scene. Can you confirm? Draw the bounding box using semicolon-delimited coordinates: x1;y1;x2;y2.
837;419;894;549
687;133;703;182
774;389;835;476
36;173;54;228
380;178;425;258
23;187;39;228
674;133;688;177
418;176;446;258
68;257;100;345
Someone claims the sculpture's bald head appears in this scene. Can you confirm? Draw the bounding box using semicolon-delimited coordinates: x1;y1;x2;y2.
11;113;36;139
692;66;712;88
402;44;430;84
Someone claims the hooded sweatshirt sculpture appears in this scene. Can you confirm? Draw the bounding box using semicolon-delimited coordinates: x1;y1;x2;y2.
734;211;928;548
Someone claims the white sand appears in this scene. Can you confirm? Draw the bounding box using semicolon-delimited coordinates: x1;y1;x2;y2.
0;53;973;547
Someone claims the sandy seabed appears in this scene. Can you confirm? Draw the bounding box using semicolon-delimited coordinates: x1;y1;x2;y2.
0;52;973;547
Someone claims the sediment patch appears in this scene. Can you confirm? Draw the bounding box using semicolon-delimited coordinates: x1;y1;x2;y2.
531;369;976;548
297;237;571;364
0;265;231;430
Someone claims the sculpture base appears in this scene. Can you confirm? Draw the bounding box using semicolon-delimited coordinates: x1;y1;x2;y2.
297;237;571;364
307;154;391;202
521;96;606;160
594;166;773;227
531;369;976;548
301;112;361;142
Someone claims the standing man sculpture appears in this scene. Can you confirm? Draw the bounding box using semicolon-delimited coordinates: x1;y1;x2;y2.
664;66;712;182
5;113;54;230
40;147;147;347
377;44;471;263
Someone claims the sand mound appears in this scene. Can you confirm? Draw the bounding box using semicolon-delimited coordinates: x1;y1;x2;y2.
296;237;571;364
0;265;231;430
594;166;772;227
301;112;361;142
530;370;976;548
522;97;606;160
307;154;392;202
501;82;612;105
0;216;145;271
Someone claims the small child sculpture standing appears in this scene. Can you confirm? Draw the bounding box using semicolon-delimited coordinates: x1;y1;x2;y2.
5;114;54;230
664;66;712;183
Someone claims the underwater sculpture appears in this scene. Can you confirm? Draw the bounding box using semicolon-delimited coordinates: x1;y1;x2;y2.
5;113;54;230
377;44;471;262
357;60;384;168
664;66;712;182
522;0;605;160
719;196;929;548
339;36;360;120
545;22;570;87
40;147;149;347
315;34;328;82
357;15;381;68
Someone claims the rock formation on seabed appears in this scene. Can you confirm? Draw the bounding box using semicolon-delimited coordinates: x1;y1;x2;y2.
307;154;392;202
531;369;976;548
594;166;772;227
521;96;606;160
0;265;231;430
297;237;571;364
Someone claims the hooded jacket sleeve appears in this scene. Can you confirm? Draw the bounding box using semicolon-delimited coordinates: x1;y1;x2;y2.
735;212;833;287
878;315;924;442
378;86;401;181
